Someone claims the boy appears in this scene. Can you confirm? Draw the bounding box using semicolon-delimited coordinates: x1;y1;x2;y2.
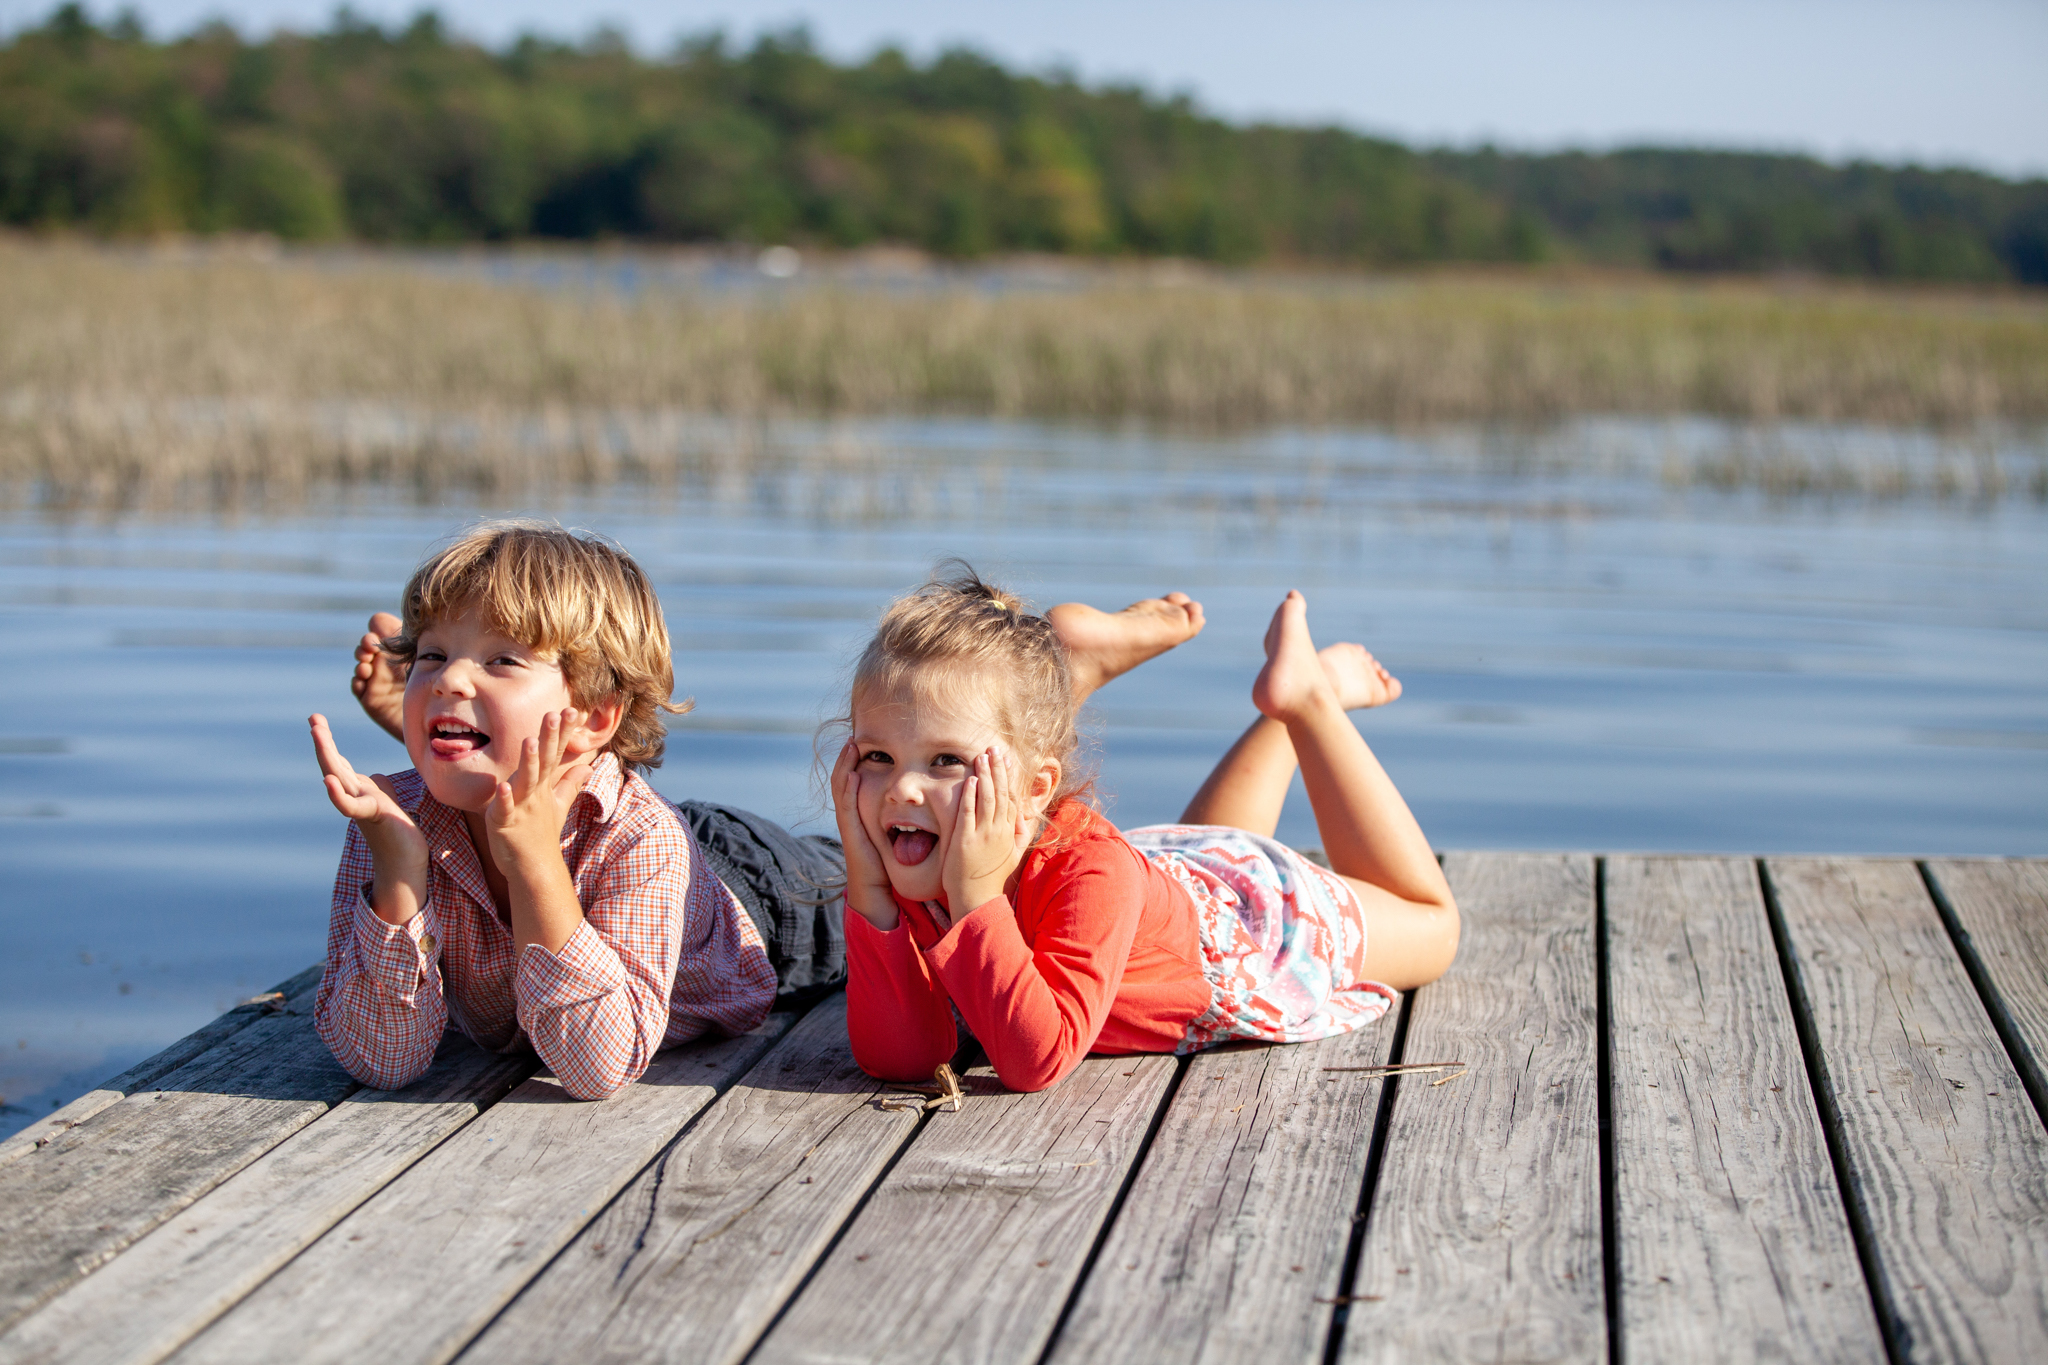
309;521;775;1100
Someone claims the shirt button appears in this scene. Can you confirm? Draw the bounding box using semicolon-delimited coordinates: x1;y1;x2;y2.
421;933;438;957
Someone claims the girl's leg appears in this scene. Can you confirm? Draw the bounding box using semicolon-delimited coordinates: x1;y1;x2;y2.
1191;592;1459;990
1049;594;1205;707
353;611;405;742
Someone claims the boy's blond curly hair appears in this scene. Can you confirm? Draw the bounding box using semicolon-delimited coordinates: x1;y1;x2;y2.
388;520;687;771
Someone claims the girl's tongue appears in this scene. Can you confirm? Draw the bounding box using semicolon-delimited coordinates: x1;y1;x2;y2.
889;827;938;866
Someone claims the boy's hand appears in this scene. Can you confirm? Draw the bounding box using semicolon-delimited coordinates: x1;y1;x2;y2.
483;710;589;877
311;713;427;925
832;741;900;931
941;747;1031;925
484;710;594;956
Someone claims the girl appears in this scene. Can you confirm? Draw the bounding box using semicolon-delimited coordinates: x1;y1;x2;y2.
832;568;1458;1093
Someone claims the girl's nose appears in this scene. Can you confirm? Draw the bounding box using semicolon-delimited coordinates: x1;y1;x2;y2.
884;770;926;805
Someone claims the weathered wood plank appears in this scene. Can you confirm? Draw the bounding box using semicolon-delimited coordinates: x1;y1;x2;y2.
0;1001;356;1335
751;1052;1179;1365
1047;1026;1394;1365
0;963;324;1169
1606;856;1882;1361
1767;857;2048;1363
463;995;919;1365
0;1032;532;1365
1340;851;1604;1365
1923;859;2048;1118
175;1016;794;1365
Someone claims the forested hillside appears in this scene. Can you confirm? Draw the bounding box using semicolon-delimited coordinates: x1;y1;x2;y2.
4;5;2043;282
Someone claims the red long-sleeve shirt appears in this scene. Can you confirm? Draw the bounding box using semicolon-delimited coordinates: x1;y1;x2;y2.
845;801;1210;1092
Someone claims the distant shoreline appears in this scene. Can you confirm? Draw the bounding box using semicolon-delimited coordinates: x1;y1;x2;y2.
3;240;2044;506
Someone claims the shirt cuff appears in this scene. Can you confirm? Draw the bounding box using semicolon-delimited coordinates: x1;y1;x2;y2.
516;918;629;1011
350;890;440;1002
922;894;1026;975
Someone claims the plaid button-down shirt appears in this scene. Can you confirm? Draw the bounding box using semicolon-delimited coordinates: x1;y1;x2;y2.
314;752;775;1100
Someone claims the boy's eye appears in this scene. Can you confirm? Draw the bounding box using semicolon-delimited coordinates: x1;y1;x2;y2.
416;649;446;663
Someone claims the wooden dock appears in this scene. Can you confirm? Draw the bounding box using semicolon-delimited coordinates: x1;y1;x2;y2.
2;854;2043;1364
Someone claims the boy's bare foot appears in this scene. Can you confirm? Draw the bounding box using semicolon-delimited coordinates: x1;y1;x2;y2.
1252;591;1346;724
1050;593;1206;704
1319;642;1402;710
352;611;406;742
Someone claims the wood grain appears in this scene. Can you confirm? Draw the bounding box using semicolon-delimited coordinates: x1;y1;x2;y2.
463;995;920;1365
0;1002;355;1335
1767;857;2048;1363
0;963;324;1170
1341;852;1604;1365
751;1052;1178;1365
1923;859;2048;1118
0;1032;532;1365
1606;856;1882;1362
174;1016;793;1365
1046;1025;1394;1365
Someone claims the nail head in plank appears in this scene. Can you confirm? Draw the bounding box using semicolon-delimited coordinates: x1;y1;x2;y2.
1048;1024;1394;1365
0;1033;532;1365
173;1015;793;1365
1341;851;1604;1365
0;963;324;1171
1767;857;2048;1362
464;995;920;1365
1923;859;2048;1119
751;1052;1178;1365
1606;856;1882;1361
0;1005;355;1335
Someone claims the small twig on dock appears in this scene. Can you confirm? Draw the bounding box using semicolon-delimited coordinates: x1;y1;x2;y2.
1321;1062;1466;1078
880;1063;965;1113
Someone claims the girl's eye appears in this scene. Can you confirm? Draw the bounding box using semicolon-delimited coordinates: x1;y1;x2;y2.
417;650;446;663
859;750;891;766
933;753;965;768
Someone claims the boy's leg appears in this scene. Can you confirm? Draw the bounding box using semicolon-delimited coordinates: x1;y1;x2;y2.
1049;593;1205;707
353;611;405;742
1250;592;1457;990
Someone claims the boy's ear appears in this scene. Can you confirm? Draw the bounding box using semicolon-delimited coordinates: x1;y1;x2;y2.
564;695;626;758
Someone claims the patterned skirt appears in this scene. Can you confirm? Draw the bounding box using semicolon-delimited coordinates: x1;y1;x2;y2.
1124;824;1397;1052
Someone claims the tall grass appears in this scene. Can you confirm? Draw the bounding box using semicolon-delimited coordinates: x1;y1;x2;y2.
3;239;2045;503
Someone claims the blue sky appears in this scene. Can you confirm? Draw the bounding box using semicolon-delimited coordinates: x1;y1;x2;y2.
7;1;2044;177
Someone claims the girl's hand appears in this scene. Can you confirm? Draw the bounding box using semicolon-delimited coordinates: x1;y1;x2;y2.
311;713;427;925
482;710;589;879
942;747;1031;922
832;741;900;931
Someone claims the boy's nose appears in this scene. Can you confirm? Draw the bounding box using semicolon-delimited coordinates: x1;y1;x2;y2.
434;659;480;694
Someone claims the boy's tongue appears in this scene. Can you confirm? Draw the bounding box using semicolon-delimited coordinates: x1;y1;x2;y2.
430;727;489;759
890;828;937;866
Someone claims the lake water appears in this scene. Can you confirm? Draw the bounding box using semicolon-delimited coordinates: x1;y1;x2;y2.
3;414;2044;1135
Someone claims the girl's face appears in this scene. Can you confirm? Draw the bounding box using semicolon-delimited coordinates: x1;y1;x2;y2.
850;683;1056;905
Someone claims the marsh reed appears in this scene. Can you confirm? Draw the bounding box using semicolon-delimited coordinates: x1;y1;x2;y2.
3;239;2045;505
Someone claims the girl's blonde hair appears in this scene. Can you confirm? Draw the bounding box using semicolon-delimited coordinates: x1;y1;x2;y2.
842;561;1092;814
388;519;689;772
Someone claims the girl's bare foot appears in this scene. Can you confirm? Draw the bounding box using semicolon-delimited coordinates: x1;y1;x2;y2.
1319;642;1402;710
1049;593;1206;704
1252;591;1343;723
352;611;406;741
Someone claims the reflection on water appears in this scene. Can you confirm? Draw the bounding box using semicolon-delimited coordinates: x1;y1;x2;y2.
2;415;2044;1135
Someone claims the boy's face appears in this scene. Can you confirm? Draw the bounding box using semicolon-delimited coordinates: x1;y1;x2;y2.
402;605;583;812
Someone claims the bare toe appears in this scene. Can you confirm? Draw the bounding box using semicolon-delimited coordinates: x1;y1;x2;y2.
1319;642;1401;710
